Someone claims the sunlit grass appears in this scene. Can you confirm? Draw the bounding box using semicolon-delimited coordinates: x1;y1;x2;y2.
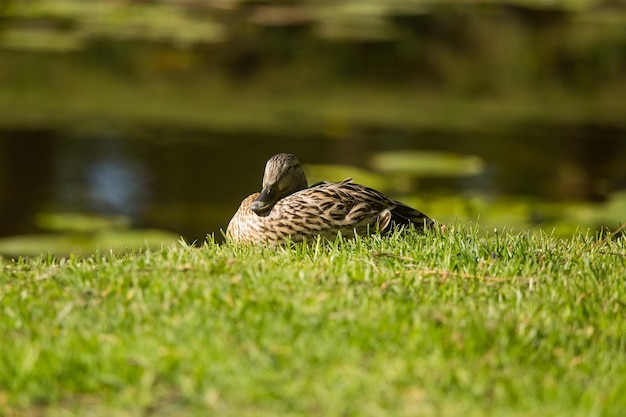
1;226;625;416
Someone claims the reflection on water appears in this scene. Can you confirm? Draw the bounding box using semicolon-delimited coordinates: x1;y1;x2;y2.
1;124;625;251
53;132;151;217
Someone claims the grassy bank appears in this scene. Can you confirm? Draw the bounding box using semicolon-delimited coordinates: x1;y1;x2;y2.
1;226;625;416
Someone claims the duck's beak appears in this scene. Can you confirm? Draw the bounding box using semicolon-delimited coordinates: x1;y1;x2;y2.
251;184;279;215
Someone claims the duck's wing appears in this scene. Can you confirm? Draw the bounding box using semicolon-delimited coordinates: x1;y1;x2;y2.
388;201;433;230
312;179;433;231
240;179;387;241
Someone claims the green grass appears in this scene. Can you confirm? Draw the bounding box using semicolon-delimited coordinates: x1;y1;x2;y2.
1;226;625;416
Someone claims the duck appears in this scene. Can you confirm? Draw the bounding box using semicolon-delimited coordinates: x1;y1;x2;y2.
226;153;433;244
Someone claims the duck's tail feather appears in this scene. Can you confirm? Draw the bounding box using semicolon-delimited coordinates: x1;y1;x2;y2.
389;201;434;231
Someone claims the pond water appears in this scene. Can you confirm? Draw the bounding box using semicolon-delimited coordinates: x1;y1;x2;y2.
1;123;624;255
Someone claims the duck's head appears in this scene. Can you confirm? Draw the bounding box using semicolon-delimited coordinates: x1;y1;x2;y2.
251;153;308;215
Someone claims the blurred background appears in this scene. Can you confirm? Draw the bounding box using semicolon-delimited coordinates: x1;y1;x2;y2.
1;0;625;256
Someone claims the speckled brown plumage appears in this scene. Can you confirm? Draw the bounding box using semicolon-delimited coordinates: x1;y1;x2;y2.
226;154;433;244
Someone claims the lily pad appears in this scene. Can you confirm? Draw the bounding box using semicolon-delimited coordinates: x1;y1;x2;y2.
1;27;82;52
36;212;130;233
0;229;181;258
370;150;485;177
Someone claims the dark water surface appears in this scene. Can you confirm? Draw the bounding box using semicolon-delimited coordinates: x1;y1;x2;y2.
2;124;625;246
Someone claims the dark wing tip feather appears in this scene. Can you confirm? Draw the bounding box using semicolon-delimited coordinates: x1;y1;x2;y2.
389;201;434;231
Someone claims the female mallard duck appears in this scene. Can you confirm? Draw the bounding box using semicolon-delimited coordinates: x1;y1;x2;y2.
226;153;433;244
